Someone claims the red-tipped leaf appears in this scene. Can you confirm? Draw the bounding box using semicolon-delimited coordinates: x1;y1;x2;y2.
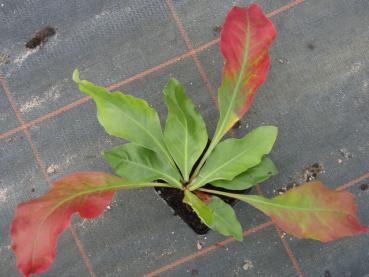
215;4;276;140
10;172;161;276
247;181;368;241
202;181;368;242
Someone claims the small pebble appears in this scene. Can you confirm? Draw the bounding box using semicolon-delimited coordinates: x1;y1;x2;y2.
196;240;203;250
46;164;57;174
339;148;352;159
242;259;254;271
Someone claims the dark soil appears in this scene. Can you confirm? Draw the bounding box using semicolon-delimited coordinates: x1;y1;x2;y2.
276;162;324;194
26;26;56;49
155;139;251;234
231;120;241;129
212;25;222;37
155;185;251;235
360;183;368;191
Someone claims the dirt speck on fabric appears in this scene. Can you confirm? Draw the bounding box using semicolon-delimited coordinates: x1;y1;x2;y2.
0;188;8;202
0;53;10;65
275;163;325;194
46;164;58;174
19;84;62;113
307;42;315;50
26;26;56;49
196;240;203;250
242;259;254;271
212;25;222;36
339;148;353;159
231;120;241;129
190;269;199;276
324;270;332;277
360;183;368;191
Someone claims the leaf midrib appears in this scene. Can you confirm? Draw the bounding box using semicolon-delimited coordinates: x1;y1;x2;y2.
81;83;171;164
240;195;351;215
169;96;190;179
112;153;180;186
31;182;164;269
216;16;251;140
194;137;263;187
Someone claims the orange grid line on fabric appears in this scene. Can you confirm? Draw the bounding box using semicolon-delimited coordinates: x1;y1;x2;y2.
0;1;309;276
1;0;305;141
163;0;306;276
0;77;97;277
144;172;369;276
256;185;304;277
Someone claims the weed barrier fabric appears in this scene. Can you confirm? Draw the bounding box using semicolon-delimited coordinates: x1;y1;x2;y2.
1;0;368;276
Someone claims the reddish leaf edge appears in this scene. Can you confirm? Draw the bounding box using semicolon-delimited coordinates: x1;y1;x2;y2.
10;172;169;277
199;182;368;242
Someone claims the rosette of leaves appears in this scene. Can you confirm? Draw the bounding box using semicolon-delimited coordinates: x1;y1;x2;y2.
10;4;367;277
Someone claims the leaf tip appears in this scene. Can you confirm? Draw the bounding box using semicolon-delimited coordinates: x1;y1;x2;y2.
72;69;80;83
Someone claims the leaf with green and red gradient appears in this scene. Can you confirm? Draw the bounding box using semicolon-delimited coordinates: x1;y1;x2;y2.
10;172;164;277
207;181;368;242
214;4;277;142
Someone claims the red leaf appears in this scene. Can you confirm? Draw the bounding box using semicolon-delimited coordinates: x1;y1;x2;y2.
10;172;122;276
242;182;368;242
216;4;277;137
200;181;367;242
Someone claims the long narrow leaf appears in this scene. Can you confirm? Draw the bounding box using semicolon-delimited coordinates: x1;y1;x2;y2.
103;143;182;188
214;4;276;143
10;172;167;277
73;70;175;167
163;78;208;181
200;182;368;242
211;158;278;190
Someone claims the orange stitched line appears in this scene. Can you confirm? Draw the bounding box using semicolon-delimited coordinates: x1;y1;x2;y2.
0;41;220;141
336;172;369;191
0;78;97;277
145;171;367;277
275;226;304;277
256;185;304;277
165;0;217;102
0;0;305;141
266;0;305;17
144;221;274;277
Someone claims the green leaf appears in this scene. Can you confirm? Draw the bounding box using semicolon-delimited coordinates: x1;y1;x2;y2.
190;126;277;190
72;69;174;167
211;158;278;190
163;78;208;181
103;143;182;188
183;190;243;241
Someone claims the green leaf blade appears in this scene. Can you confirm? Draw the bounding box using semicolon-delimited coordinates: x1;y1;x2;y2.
103;143;182;188
163;78;208;181
190;126;278;190
73;69;173;166
183;191;243;241
211;158;278;190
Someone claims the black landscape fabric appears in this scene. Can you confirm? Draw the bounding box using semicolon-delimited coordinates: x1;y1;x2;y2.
1;1;368;276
